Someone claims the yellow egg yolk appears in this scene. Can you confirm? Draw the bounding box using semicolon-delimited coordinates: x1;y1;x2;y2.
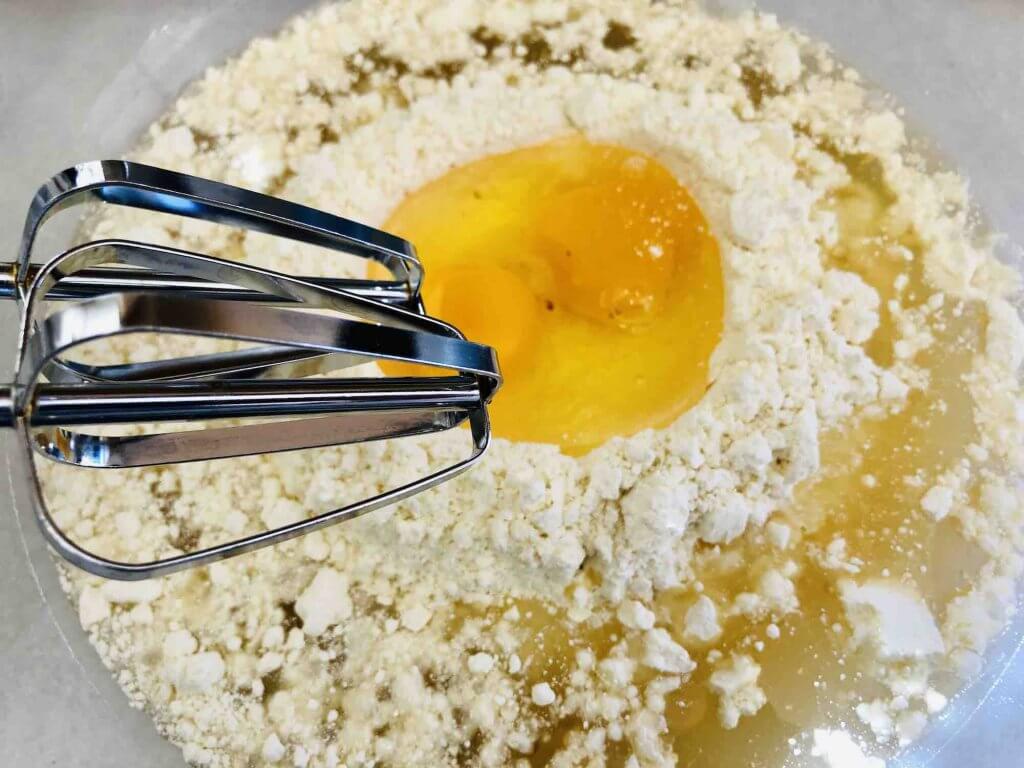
381;135;723;455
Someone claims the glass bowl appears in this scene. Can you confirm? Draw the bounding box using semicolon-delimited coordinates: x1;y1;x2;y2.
1;1;1022;764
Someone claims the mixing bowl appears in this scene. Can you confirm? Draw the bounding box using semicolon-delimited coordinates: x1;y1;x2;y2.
1;1;1022;765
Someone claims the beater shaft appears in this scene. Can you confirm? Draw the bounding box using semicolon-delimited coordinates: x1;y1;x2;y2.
0;377;481;428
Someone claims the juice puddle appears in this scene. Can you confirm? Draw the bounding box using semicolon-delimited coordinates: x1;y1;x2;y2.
446;154;990;766
655;156;987;764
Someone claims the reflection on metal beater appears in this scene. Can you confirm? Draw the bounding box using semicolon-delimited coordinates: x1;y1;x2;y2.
0;161;501;581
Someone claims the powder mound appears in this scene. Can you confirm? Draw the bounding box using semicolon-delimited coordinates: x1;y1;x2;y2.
40;0;1024;766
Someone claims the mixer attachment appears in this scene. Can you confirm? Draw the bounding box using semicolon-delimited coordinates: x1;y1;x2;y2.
0;161;501;580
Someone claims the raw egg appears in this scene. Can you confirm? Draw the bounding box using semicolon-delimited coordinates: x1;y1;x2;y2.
382;135;723;455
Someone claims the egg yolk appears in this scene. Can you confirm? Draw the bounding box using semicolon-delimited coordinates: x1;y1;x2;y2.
381;135;723;455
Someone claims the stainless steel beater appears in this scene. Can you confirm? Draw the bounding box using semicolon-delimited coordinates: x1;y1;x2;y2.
1;160;501;581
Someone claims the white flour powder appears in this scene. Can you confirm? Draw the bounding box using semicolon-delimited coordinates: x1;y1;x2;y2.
43;1;1024;767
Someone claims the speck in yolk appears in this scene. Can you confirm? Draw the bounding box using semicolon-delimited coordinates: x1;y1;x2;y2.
381;135;723;455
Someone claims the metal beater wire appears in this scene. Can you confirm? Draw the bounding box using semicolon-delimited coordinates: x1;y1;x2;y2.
1;161;501;580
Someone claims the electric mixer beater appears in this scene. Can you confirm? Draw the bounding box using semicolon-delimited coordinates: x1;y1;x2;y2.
1;160;501;580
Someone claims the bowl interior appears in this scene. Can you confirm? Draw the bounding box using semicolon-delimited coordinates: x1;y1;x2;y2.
1;2;1023;765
